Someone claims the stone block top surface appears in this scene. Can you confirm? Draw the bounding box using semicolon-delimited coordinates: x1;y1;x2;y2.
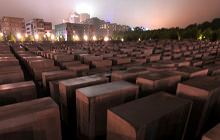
109;92;192;127
180;76;220;91
0;81;35;91
0;97;57;121
77;80;138;98
60;74;108;87
137;71;180;81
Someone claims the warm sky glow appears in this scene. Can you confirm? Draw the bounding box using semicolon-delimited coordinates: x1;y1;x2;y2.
0;0;220;29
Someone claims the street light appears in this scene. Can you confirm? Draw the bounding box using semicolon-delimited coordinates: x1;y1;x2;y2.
104;36;109;42
93;36;97;41
46;32;51;37
84;35;88;41
59;35;63;41
17;33;21;40
75;35;79;41
35;34;39;41
121;38;124;42
51;34;55;40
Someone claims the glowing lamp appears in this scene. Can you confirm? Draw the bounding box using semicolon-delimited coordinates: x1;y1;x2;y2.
17;33;21;40
35;34;39;41
84;35;88;41
46;32;51;37
51;34;55;40
75;35;79;41
104;36;109;42
93;36;97;41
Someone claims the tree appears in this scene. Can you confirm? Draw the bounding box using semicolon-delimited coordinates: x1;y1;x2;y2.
185;24;197;30
177;32;181;40
39;36;43;41
169;29;179;40
112;17;220;42
140;32;147;40
99;36;104;40
59;35;65;42
211;18;220;30
20;36;26;42
203;28;213;41
216;29;220;41
199;21;211;31
134;26;144;32
211;31;218;41
47;36;51;41
54;35;58;42
182;26;200;39
151;31;160;39
0;36;4;41
8;33;16;42
27;35;35;41
67;35;73;41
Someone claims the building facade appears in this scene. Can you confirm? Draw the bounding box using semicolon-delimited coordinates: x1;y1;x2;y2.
83;17;106;38
0;16;26;36
26;19;52;37
63;12;90;24
80;13;90;23
55;23;94;41
83;17;130;38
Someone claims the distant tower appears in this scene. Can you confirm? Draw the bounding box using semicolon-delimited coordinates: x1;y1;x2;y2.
80;13;90;23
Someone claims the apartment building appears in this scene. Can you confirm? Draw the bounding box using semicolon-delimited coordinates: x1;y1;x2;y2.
0;16;26;36
26;18;52;37
55;23;94;41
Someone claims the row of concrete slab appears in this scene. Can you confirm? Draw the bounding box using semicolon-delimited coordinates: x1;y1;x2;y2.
0;40;220;140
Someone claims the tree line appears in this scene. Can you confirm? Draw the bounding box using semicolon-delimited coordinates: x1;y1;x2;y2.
114;18;220;41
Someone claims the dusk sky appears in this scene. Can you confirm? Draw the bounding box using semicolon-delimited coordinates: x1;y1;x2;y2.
0;0;220;29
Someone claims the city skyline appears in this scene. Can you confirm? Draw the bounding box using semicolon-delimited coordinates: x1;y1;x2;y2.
0;0;220;29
